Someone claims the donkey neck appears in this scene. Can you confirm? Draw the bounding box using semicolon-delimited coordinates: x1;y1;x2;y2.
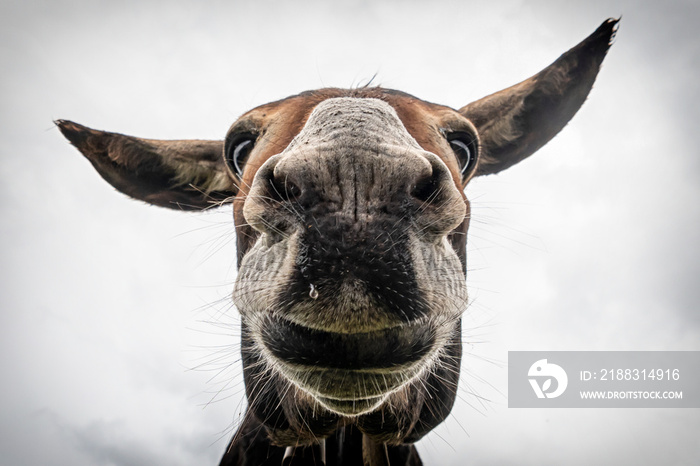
220;415;422;466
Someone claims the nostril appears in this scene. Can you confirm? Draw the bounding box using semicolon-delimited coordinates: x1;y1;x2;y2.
411;168;442;204
409;157;466;237
269;174;302;202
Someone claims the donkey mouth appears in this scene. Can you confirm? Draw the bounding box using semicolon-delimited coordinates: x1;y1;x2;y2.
261;315;435;369
259;315;437;414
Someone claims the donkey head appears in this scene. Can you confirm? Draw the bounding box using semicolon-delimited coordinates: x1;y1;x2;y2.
58;18;617;459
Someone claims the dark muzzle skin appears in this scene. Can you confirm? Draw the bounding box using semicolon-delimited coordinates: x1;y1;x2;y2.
233;97;468;445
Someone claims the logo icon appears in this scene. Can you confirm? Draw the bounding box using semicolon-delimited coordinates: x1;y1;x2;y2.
528;359;568;399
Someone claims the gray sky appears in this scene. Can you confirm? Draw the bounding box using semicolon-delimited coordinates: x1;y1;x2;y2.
1;0;699;465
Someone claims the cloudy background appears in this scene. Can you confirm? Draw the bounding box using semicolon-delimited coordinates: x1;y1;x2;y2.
1;0;698;465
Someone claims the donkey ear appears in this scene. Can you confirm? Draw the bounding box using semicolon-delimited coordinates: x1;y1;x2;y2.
57;120;235;210
461;18;619;176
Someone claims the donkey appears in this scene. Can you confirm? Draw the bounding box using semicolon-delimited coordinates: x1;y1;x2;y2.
58;19;617;466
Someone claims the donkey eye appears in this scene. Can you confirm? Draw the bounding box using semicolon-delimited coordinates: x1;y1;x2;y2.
226;135;256;176
448;135;477;177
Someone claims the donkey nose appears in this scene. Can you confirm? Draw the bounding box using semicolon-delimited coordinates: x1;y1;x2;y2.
272;143;435;212
244;146;464;238
244;97;465;236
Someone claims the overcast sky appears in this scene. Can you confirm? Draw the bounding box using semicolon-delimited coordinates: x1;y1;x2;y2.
1;1;699;465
